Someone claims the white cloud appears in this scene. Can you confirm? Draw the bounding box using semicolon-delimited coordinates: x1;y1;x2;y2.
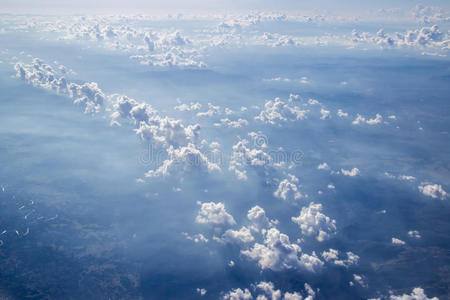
291;202;337;242
341;168;360;177
196;202;236;226
390;287;438;300
322;249;359;267
222;226;255;244
274;174;304;201
352;114;382;125
352;274;368;288
242;227;323;272
337;109;349;117
408;230;421;239
197;288;207;296
229;139;274;181
418;183;447;200
320;108;331;120
317;162;329;170
392;237;406;245
145;143;220;177
174;102;202;111
255;97;308;125
247;205;270;232
223;288;253;300
182;232;209;243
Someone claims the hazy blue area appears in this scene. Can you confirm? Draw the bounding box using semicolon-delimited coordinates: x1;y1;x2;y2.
0;10;449;300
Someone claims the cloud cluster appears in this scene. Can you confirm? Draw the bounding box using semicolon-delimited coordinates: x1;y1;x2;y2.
255;96;308;125
195;202;236;226
291;202;337;242
223;281;316;300
418;183;447;200
389;287;438;300
321;249;359;267
242;227;323;272
274;174;304;201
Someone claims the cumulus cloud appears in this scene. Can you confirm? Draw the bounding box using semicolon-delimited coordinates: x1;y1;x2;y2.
408;230;421;239
392;237;406;246
242;227;324;272
321;249;359;267
229;139;274;181
291;202;337;242
222;226;255;244
274;174;304;201
352;114;382;125
337;109;349;117
195;202;236;226
145;143;220;177
418;183;447;199
389;287;438;300
317;162;329;170
247;205;271;232
223;288;253;300
255;96;308;125
224;281;316;300
340;168;360;177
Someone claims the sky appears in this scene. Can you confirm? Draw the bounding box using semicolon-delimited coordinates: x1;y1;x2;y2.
0;1;449;299
1;0;450;14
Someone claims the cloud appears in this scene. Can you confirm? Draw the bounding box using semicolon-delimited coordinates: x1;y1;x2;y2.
222;226;255;244
352;114;382;125
197;288;207;296
195;202;236;226
407;230;421;239
389;287;438;300
392;237;406;246
291;202;337;242
317;162;329;170
418;183;447;200
340;168;360;177
321;249;359;267
223;288;253;300
174;101;202;111
255;96;308;125
274;174;304;201
145;143;221;177
247;205;270;232
242;227;324;272
229;139;274;181
320;108;331;120
337;109;349;117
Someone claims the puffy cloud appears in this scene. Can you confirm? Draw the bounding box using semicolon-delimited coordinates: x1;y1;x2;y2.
390;287;438;300
392;237;406;246
320;108;331;120
408;230;421;239
247;205;270;232
242;228;323;272
195;202;236;226
255;281;281;300
182;232;208;243
351;274;368;288
197;288;207;296
274;174;304;201
340;168;360;177
351;25;448;52
337;109;348;117
418;183;447;200
145;143;220;177
222;226;255;244
197;103;221;117
229;139;274;181
174;101;202;111
399;175;416;181
317;162;329;170
218;118;249;128
255;97;308;125
223;288;253;300
352;114;382;125
291;202;337;242
321;249;359;267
